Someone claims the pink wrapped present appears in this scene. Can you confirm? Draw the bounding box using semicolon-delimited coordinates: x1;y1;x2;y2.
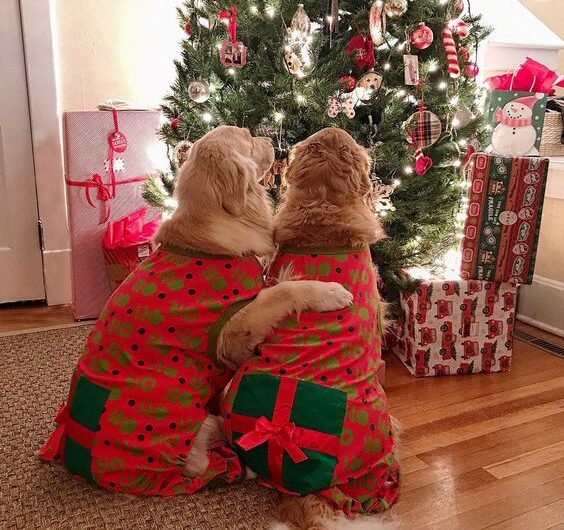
64;110;161;319
390;276;517;377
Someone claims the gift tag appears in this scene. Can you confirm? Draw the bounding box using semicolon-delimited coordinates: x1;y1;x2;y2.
109;131;128;153
403;54;419;85
137;244;151;259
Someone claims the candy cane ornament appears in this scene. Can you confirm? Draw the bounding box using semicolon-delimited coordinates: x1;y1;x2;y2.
443;19;468;78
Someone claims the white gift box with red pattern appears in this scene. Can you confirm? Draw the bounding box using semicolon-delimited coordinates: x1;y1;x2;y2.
391;277;517;377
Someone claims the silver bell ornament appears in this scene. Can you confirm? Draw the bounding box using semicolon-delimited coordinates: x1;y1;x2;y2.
187;81;211;103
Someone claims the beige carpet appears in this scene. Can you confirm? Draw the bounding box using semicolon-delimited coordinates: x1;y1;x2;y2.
0;327;277;530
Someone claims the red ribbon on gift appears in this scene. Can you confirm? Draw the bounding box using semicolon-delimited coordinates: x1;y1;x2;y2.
237;416;308;464
231;377;339;487
65;109;147;224
346;33;375;70
485;57;564;95
102;208;160;250
219;6;238;44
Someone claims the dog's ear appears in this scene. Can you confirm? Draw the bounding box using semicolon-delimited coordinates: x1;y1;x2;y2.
193;141;253;216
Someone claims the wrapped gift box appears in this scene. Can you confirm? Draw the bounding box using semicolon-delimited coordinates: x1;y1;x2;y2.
64;110;161;319
227;373;346;495
460;153;549;285
391;276;517;377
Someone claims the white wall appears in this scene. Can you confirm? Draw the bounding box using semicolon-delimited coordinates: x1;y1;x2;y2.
54;0;183;110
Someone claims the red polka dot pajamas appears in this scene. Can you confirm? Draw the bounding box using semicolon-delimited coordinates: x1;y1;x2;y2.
222;247;400;516
40;245;264;495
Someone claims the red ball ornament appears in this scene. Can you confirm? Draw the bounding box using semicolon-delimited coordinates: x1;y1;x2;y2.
170;118;180;132
184;23;192;37
340;75;356;93
465;62;479;78
411;23;434;50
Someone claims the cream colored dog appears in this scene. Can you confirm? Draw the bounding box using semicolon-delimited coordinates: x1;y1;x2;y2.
156;126;353;479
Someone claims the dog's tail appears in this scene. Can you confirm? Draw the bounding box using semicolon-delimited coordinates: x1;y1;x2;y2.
271;495;399;530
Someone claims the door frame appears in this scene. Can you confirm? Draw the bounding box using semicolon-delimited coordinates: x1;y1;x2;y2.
20;0;71;306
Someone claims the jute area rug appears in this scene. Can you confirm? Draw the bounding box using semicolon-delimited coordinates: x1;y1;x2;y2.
0;326;277;530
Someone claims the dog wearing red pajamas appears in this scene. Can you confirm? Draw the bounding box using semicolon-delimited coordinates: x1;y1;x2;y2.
40;126;353;495
222;128;400;528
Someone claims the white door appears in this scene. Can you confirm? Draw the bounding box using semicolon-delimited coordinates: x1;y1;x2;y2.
0;0;45;303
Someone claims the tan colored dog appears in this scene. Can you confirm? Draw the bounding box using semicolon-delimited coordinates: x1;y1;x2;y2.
270;128;398;530
156;126;354;479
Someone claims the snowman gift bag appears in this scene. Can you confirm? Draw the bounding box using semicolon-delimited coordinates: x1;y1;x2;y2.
483;58;564;157
483;91;547;156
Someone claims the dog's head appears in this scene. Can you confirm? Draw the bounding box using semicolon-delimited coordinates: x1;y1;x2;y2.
175;125;275;216
285;128;371;204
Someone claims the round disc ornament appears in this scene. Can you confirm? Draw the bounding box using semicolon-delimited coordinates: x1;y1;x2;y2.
411;23;434;50
188;81;211;103
404;110;442;148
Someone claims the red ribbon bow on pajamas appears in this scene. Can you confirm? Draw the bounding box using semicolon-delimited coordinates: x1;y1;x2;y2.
65;109;147;224
237;416;309;464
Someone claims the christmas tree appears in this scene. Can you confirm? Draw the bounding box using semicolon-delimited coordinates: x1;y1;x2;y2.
144;0;490;299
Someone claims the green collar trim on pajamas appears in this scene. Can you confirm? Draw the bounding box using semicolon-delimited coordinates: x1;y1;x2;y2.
161;244;243;260
207;297;257;367
278;245;368;255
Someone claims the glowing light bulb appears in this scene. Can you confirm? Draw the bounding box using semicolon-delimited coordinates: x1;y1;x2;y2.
216;42;222;49
428;61;438;73
393;178;401;187
265;7;275;17
228;68;236;76
250;5;258;14
384;63;391;71
274;111;284;122
415;235;422;242
450;96;460;106
403;166;413;175
452;117;461;128
438;81;448;90
453;159;462;168
396;89;406;98
202;112;213;123
397;41;406;50
296;94;306;104
458;138;468;147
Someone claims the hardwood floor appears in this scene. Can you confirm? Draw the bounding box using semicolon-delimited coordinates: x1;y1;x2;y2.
0;303;77;333
0;304;563;528
385;337;564;529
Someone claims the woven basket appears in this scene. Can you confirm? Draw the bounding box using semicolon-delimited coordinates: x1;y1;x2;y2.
539;112;564;157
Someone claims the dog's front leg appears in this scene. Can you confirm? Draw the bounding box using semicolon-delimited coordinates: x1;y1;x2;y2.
217;280;353;369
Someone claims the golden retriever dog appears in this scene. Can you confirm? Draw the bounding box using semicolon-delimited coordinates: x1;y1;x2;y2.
220;128;399;529
40;126;352;495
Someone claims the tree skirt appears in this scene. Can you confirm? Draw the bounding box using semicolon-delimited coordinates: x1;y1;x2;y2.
0;327;277;530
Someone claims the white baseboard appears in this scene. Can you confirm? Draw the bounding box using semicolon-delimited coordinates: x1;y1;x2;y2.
517;275;564;337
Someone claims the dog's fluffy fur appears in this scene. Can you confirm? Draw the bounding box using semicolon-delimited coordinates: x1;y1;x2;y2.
155;126;353;478
272;128;398;530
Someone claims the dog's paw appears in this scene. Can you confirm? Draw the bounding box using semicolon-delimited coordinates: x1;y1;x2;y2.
184;451;209;478
311;282;353;312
